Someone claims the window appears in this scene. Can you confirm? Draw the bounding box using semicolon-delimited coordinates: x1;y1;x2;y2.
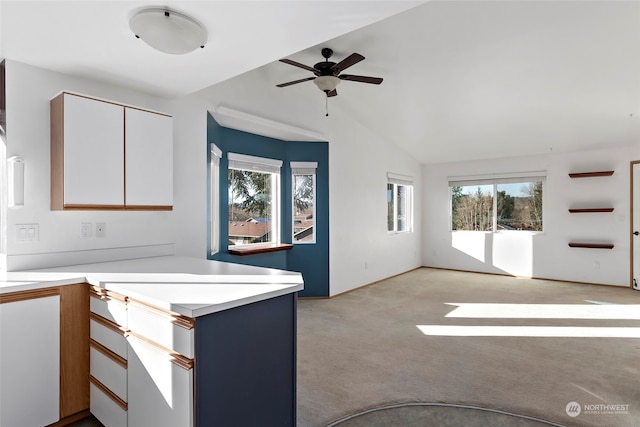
387;172;413;233
210;144;222;254
291;162;317;244
227;153;281;246
450;173;545;232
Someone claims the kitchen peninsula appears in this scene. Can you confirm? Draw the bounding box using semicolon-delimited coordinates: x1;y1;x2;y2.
0;256;303;427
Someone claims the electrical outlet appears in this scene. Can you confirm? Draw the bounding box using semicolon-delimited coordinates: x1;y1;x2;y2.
95;222;106;238
81;223;92;238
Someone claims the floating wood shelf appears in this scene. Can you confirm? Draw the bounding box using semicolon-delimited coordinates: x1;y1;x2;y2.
568;171;614;178
568;208;614;213
568;242;614;249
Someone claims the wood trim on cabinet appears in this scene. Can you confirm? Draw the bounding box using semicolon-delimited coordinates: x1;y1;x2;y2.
89;285;127;303
90;339;127;369
89;375;128;411
90;312;128;336
124;205;173;211
61;204;126;210
568;242;615;249
568;208;614;213
51;94;65;210
0;287;60;304
128;332;194;371
568;171;614;178
128;298;195;330
59;283;90;419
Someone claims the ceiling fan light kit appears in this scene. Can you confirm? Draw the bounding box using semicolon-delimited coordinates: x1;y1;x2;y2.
129;8;207;54
313;75;340;93
277;47;383;99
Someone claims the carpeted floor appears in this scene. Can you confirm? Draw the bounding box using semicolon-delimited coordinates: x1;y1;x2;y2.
296;268;640;427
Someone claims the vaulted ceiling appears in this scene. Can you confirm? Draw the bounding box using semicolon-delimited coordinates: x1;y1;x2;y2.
2;1;639;164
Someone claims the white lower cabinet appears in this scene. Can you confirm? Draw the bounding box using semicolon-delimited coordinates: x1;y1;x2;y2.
90;382;128;427
127;335;194;427
90;289;129;427
0;295;60;427
89;287;194;427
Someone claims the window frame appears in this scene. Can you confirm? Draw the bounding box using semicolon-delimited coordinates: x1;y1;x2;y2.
210;144;222;255
387;172;414;234
448;172;546;233
291;161;317;245
227;152;282;248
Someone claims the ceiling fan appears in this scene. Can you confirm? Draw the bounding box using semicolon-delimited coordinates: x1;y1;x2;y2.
276;48;383;98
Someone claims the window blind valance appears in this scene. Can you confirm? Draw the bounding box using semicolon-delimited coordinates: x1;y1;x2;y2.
448;171;546;187
290;161;318;175
227;152;282;174
387;172;413;186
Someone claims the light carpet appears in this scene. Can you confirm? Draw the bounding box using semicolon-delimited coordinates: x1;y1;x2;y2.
296;268;640;427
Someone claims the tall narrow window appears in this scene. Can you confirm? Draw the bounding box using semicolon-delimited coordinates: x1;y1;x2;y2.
210;144;221;255
291;162;317;244
387;172;413;233
227;153;281;247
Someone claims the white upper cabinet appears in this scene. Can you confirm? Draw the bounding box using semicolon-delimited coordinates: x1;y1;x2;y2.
60;93;125;207
51;92;173;210
125;108;173;208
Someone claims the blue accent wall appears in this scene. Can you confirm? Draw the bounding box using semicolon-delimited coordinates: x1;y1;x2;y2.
207;113;329;297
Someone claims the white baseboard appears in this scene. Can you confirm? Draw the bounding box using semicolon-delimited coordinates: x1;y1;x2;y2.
5;243;175;271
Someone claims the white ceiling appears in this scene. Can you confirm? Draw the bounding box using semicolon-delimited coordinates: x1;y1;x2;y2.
2;1;639;164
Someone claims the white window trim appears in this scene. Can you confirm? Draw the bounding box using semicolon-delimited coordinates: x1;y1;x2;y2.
210;144;222;255
387;172;414;234
291;161;317;244
227;152;282;246
448;171;546;233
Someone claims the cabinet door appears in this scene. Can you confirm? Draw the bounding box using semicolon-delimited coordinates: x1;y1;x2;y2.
63;94;125;207
0;294;60;427
127;335;193;427
125;108;173;208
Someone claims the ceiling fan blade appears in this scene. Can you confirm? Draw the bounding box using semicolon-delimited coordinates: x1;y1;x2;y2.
276;76;316;88
327;89;338;97
339;74;383;85
279;59;317;73
330;53;365;73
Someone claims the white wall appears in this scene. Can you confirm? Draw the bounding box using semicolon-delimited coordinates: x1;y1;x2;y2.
170;92;213;259
422;145;639;286
326;106;423;296
4;61;176;270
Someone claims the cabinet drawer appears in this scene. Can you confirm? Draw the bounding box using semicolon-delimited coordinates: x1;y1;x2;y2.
127;300;194;358
90;380;127;427
90;344;127;402
90;290;127;327
127;335;193;427
90;314;128;360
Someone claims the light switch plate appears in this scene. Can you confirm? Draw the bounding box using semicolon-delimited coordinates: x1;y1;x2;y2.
16;224;39;242
81;223;92;238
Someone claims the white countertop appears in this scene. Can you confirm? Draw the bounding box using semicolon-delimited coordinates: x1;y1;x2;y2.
0;256;304;317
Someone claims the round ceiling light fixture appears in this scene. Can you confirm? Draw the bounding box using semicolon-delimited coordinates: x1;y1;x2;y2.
129;8;207;55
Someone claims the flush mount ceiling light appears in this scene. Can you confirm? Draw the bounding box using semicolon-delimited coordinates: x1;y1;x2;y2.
129;8;207;54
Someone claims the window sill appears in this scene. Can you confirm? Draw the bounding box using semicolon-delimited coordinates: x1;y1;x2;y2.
228;243;293;256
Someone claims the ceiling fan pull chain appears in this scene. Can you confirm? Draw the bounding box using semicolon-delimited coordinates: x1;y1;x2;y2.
325;95;329;117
